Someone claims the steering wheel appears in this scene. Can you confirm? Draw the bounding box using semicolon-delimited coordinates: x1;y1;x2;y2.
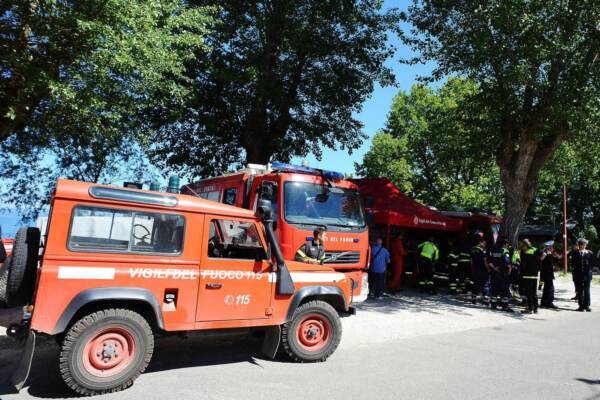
133;224;151;243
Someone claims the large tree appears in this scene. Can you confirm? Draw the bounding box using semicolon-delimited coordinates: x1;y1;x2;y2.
0;0;212;218
404;0;600;244
357;77;503;213
151;0;401;178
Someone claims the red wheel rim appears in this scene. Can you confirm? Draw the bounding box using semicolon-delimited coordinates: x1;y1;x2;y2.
296;313;331;352
82;327;136;377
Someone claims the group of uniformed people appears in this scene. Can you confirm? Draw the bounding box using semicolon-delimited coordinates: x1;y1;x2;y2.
413;235;595;313
295;227;594;312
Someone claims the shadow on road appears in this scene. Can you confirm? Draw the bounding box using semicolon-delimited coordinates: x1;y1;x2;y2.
358;290;526;319
0;334;268;399
576;377;600;400
358;286;578;318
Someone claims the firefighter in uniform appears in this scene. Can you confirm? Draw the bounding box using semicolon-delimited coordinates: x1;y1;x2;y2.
572;238;593;312
458;242;472;295
295;227;326;264
417;237;439;294
489;239;513;312
470;238;490;305
520;239;541;314
510;245;521;299
447;240;460;295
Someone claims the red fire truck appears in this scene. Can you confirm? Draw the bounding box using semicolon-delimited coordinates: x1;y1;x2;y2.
183;163;370;302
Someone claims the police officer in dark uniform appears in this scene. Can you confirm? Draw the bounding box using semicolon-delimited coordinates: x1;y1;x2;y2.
489;239;514;312
470;238;490;305
572;238;593;312
295;227;326;264
540;241;558;309
520;239;541;314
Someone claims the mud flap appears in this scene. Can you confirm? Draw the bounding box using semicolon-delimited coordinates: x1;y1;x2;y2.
10;330;35;390
261;325;281;359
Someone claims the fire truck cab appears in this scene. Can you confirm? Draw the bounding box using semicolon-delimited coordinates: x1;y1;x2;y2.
1;179;354;395
183;163;370;302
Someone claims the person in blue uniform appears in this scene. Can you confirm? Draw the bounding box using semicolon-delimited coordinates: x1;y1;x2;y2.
370;237;391;298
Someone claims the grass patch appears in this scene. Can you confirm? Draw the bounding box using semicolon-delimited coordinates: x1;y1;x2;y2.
593;276;600;286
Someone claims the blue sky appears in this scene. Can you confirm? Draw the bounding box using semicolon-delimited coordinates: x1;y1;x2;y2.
292;0;434;175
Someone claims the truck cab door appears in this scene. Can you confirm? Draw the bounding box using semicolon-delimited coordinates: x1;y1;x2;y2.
196;217;273;322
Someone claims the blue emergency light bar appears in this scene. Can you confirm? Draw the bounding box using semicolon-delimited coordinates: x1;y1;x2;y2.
271;162;345;181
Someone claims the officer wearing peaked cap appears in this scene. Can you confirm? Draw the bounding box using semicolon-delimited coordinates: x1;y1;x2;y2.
572;238;593;312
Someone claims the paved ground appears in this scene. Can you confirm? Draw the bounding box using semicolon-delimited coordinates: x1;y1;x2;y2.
0;277;598;400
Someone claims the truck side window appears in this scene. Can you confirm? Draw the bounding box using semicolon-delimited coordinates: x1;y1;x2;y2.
69;206;184;254
69;207;133;251
223;188;237;205
131;212;185;254
200;191;220;202
208;219;266;260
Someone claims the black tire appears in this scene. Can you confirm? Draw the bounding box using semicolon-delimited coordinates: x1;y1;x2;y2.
59;309;154;396
0;256;11;307
281;300;342;362
7;227;40;306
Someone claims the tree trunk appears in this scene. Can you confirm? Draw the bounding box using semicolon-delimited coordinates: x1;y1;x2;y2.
243;134;272;165
502;186;535;246
497;132;565;247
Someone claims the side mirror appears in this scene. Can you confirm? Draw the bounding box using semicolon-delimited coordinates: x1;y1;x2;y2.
257;199;273;222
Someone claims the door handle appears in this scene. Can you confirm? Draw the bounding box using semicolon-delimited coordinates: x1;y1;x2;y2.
205;283;223;289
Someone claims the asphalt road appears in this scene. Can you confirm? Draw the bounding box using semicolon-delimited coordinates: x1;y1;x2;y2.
1;280;598;400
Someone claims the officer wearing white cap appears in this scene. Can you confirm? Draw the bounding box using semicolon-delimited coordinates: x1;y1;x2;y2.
572;238;593;312
540;240;557;309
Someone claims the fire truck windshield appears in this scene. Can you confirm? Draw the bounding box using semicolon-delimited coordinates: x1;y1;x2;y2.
283;182;365;228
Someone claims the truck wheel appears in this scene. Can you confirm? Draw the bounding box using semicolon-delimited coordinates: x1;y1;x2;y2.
281;300;342;362
6;227;40;306
0;256;10;306
59;309;154;396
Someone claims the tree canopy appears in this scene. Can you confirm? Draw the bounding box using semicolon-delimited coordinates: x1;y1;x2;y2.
357;77;503;213
403;0;600;244
150;0;401;178
0;0;213;219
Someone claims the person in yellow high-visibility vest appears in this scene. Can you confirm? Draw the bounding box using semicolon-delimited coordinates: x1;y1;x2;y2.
417;236;439;294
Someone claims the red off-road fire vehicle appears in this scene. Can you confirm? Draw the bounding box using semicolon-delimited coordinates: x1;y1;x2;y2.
0;179;354;395
183;162;370;303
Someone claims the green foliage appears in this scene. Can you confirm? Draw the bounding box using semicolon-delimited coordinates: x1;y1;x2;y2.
150;0;401;178
532;123;600;242
0;0;213;219
357;77;503;213
403;0;600;243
